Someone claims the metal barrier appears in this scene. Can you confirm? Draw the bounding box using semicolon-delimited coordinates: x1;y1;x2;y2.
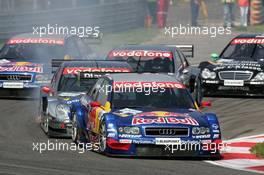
250;0;264;25
0;0;147;40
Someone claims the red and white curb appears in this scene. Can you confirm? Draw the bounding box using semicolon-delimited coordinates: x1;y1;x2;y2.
206;134;264;174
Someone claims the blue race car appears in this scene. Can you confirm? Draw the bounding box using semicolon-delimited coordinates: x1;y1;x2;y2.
70;73;222;158
0;33;94;98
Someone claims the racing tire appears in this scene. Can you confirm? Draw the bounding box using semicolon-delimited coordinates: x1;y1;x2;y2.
98;121;107;154
72;113;88;144
71;113;78;143
43;116;51;137
211;153;222;160
194;78;203;106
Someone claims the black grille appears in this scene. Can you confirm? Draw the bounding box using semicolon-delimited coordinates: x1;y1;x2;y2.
145;127;188;137
219;71;253;80
0;74;32;81
136;145;198;157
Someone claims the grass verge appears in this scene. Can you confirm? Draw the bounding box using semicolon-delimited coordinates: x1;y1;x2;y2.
250;142;264;158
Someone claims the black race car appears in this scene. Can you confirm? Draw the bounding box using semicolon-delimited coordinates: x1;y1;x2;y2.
39;60;132;137
106;44;203;106
199;34;264;96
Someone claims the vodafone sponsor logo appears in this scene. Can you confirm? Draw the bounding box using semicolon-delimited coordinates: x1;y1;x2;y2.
63;67;131;75
231;38;264;44
132;117;199;126
7;38;64;45
113;81;185;89
109;50;173;58
0;66;43;73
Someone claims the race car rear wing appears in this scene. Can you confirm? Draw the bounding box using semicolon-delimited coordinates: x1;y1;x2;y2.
167;44;194;58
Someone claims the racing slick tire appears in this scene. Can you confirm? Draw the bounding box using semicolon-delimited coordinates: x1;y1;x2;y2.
42;116;51;137
39;98;51;137
98;121;107;154
193;78;203;106
71;113;88;144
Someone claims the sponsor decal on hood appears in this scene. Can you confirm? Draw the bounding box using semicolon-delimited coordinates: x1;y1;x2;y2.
132;116;199;126
113;108;142;117
134;111;189;117
131;111;199;126
0;62;43;73
212;60;262;71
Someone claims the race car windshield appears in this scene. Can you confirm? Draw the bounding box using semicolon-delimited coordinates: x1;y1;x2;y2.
108;52;174;73
221;43;264;60
112;88;194;109
0;44;65;63
58;75;97;92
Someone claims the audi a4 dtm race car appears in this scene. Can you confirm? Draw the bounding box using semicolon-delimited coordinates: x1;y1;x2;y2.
70;73;222;158
39;59;132;137
0;33;94;98
199;34;264;96
106;44;203;106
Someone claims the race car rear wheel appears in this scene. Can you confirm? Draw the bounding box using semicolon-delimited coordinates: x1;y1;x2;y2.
99;121;107;153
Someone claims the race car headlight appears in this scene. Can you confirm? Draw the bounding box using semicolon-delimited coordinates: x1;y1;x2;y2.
118;127;140;135
252;72;264;81
55;104;70;121
201;68;216;79
192;127;210;135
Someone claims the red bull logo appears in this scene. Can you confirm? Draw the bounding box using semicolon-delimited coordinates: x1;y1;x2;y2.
132;117;199;126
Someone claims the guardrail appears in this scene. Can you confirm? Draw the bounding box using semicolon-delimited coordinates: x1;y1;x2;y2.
0;0;147;40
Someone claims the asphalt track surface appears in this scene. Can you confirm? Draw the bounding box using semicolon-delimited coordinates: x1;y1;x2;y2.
1;33;264;175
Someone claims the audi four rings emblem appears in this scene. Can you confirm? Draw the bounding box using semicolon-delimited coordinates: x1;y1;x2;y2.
159;129;176;135
7;75;20;81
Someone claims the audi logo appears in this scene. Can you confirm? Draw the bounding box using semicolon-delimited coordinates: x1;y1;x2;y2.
7;75;20;81
158;129;177;135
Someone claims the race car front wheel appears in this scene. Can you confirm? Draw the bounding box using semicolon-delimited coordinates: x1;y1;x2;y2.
99;121;107;153
72;113;79;143
71;113;87;143
194;78;203;106
43;117;50;136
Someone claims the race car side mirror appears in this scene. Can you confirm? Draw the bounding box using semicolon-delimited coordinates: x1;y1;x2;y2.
41;86;53;94
90;101;101;107
210;53;219;61
200;101;212;108
182;69;189;74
